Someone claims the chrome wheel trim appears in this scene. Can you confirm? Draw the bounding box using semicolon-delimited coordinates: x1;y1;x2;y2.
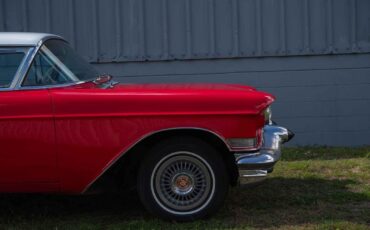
150;151;216;215
154;155;211;212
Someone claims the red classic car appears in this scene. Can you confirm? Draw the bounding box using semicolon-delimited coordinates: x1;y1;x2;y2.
0;32;293;220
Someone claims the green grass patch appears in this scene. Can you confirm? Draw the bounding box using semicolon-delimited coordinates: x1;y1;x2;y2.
281;146;370;161
0;147;368;229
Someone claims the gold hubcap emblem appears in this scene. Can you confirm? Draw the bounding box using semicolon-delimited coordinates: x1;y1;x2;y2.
176;175;190;189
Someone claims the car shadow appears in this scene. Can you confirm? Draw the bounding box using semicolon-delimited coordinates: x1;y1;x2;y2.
223;177;369;228
0;177;368;228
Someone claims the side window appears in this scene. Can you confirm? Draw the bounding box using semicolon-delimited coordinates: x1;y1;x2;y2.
22;49;72;86
0;52;25;88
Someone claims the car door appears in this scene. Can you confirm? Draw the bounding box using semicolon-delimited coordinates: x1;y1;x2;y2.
0;48;58;192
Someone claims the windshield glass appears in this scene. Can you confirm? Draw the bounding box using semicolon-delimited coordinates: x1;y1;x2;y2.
0;50;25;88
22;39;99;87
44;39;99;81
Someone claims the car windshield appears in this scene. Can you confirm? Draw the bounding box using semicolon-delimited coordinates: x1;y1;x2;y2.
0;50;25;88
44;39;99;82
22;39;100;87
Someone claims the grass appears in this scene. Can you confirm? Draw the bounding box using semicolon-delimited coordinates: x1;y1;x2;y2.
0;147;369;230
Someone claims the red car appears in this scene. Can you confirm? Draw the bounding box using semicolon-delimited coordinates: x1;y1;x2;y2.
0;33;293;220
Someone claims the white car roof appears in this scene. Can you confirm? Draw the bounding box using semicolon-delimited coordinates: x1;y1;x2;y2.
0;32;63;46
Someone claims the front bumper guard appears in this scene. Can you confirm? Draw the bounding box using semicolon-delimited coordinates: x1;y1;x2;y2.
235;125;294;185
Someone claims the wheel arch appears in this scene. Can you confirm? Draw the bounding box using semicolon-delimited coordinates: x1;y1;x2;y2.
83;128;239;194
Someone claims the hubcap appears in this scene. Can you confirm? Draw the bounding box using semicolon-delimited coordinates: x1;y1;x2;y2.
151;151;215;214
172;173;194;195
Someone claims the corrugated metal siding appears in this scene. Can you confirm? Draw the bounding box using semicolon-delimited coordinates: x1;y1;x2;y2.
1;0;370;62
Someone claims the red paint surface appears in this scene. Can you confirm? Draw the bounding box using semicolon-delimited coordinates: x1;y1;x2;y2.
0;89;58;192
0;82;274;193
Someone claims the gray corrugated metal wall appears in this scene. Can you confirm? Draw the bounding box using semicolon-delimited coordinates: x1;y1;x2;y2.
1;0;370;62
1;0;370;146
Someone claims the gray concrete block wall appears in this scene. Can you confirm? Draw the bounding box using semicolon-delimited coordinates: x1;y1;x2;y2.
95;53;370;146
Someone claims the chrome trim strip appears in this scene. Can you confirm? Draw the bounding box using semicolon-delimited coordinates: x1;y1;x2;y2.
10;47;36;89
0;48;29;52
19;81;87;90
81;127;232;194
239;170;268;178
238;169;268;185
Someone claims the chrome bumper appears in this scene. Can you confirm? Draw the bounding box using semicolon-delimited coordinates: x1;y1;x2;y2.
235;125;294;185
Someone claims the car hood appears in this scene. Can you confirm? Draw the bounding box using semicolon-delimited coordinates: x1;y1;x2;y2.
53;82;275;116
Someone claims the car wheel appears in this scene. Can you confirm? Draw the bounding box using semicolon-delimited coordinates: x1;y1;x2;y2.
137;136;229;221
